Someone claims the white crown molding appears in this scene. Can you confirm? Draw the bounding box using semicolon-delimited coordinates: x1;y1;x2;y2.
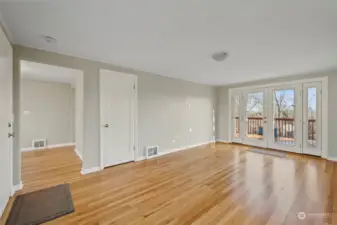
0;12;14;43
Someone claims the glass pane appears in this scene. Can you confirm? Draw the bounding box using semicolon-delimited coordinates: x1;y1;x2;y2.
307;87;317;147
246;92;264;140
233;95;240;138
272;89;295;145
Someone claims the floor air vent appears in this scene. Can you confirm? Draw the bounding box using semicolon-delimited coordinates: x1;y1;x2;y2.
32;139;46;148
146;146;159;159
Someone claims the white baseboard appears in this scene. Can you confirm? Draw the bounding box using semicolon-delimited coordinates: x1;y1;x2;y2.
136;156;146;161
74;148;83;161
0;182;23;216
11;181;23;196
216;139;231;143
327;157;337;162
160;141;214;156
81;166;101;175
0;200;6;219
137;141;214;161
21;142;75;152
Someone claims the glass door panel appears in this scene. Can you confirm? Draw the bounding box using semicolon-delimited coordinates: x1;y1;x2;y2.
267;84;302;153
303;82;321;156
272;89;296;146
243;88;268;147
231;92;242;143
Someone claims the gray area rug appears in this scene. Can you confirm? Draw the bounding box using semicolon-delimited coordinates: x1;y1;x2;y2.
249;148;287;158
6;184;74;225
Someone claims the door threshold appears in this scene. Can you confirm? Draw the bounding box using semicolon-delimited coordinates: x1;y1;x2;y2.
224;142;322;159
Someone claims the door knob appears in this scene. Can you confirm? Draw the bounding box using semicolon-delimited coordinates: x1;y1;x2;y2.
103;124;109;128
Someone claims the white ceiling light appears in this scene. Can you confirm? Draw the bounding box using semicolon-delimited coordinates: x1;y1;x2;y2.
212;52;229;62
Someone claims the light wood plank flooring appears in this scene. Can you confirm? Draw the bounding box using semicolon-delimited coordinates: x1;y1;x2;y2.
1;143;337;224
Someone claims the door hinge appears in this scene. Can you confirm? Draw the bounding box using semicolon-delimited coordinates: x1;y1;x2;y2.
133;84;136;91
133;145;136;151
320;89;322;94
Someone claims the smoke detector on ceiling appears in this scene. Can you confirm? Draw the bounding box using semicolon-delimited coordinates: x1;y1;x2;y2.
212;52;229;62
42;35;57;44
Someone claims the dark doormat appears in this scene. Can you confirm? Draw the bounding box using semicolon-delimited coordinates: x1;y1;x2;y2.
6;184;74;225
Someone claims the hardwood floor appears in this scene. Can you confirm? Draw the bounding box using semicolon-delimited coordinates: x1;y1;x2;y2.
1;143;337;224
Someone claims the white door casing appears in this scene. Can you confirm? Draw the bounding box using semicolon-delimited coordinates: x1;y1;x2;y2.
0;29;13;216
99;70;137;168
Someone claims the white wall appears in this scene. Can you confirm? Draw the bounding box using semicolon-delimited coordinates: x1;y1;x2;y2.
138;74;215;155
215;86;230;142
20;79;75;148
13;45;216;185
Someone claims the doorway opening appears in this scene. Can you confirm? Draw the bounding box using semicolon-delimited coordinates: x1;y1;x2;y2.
19;60;84;193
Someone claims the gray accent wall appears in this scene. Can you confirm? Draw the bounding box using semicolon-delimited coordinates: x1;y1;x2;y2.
216;70;337;158
20;79;74;148
13;45;216;185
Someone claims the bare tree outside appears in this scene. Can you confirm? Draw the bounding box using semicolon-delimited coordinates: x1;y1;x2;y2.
246;93;263;117
273;90;295;118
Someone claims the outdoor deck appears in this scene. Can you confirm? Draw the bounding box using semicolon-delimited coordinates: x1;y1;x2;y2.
234;117;316;146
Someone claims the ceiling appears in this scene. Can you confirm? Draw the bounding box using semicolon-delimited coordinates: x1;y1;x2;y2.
1;0;337;85
21;60;79;87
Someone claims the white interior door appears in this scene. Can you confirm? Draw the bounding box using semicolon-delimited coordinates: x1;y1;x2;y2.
230;91;242;143
0;31;13;215
267;84;302;153
242;88;268;148
100;70;136;168
303;82;322;156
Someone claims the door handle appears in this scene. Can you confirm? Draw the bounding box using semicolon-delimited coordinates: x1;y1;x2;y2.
103;124;109;128
8;133;15;138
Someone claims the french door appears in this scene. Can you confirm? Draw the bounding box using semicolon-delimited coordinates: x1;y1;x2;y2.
302;82;321;156
230;82;322;156
267;84;302;153
230;91;243;143
242;88;268;148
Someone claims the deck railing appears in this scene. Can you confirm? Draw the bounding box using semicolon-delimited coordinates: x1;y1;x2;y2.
234;117;316;141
